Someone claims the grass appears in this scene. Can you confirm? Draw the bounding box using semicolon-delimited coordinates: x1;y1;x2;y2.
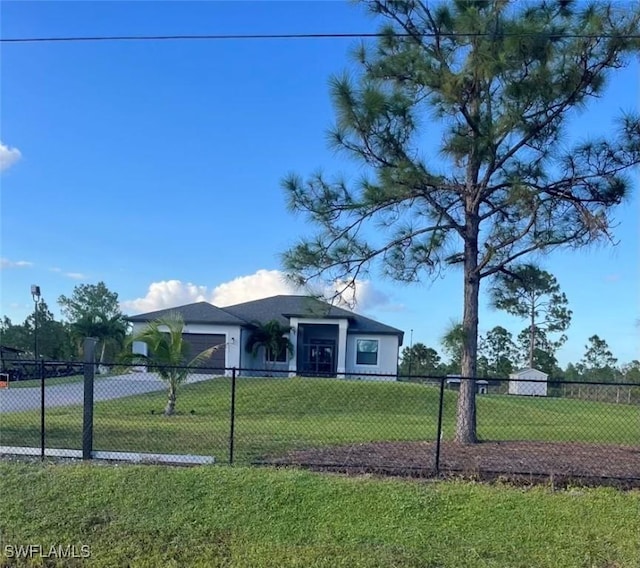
0;377;638;462
0;461;639;567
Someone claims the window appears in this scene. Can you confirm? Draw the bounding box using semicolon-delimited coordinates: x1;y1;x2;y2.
265;345;288;363
356;339;379;366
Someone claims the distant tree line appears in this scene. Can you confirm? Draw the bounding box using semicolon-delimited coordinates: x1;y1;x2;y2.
0;282;128;363
399;332;640;384
399;264;639;385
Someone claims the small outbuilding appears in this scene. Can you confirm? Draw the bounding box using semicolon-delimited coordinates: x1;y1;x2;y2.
445;376;489;395
508;368;548;397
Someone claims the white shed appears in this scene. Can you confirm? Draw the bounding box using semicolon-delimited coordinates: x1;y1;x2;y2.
445;376;489;394
508;368;548;396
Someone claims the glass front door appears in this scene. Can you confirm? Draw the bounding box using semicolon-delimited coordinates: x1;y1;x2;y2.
301;339;336;376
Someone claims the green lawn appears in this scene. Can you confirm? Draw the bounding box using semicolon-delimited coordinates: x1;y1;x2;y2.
0;377;637;463
1;462;638;567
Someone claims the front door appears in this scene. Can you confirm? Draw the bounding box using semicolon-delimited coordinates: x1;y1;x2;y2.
301;339;336;376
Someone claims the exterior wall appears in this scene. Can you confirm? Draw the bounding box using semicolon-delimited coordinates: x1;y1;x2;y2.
131;321;242;377
239;327;291;378
238;327;252;375
508;369;548;396
345;334;399;380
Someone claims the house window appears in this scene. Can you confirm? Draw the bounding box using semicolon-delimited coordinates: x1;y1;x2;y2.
356;339;378;366
265;345;288;363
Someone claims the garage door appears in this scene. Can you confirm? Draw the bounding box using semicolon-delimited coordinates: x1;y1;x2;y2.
182;333;226;373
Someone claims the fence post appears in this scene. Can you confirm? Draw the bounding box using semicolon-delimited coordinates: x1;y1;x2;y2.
82;338;98;460
434;376;446;475
39;358;45;460
229;367;237;465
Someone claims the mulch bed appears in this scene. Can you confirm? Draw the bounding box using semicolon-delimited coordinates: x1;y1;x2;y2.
257;441;640;488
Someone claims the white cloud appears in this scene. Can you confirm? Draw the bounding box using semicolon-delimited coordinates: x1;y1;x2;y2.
1;258;33;269
65;272;86;280
121;280;214;313
211;269;299;306
0;142;22;172
121;269;398;316
49;267;86;280
328;279;398;313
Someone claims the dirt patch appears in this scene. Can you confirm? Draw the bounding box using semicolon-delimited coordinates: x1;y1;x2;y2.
257;441;640;488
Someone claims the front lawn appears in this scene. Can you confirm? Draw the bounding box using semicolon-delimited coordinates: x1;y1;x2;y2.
1;462;638;567
0;377;637;464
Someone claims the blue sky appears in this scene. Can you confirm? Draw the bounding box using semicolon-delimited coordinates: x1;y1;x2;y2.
1;1;638;367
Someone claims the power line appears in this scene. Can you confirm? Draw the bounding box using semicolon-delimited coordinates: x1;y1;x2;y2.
2;31;640;44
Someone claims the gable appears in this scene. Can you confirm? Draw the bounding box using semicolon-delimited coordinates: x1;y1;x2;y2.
512;368;548;379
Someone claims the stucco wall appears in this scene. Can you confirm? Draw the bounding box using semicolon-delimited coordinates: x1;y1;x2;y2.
345;334;399;380
130;321;242;376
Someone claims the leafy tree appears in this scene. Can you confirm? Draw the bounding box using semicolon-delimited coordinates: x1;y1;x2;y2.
399;342;442;378
59;281;121;320
564;362;584;382
440;322;464;375
59;282;128;362
580;334;619;382
23;302;75;360
621;360;640;383
0;316;31;353
245;320;294;371
479;326;517;378
441;322;489;377
281;1;640;443
490;264;571;369
516;328;562;376
126;313;225;416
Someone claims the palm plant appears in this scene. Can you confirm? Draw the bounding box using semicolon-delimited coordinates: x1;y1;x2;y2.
71;313;128;365
245;319;294;372
126;312;225;416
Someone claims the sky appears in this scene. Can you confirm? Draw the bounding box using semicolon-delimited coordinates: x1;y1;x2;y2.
1;1;638;367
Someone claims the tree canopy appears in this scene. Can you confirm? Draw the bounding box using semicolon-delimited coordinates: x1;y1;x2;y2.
58;282;128;362
399;342;442;378
490;264;572;368
282;0;640;443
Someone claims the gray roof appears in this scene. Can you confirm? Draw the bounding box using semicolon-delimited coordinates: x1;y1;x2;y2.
128;295;404;342
223;295;404;339
127;301;246;325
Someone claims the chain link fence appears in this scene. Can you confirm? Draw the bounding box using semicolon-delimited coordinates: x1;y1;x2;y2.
1;358;639;484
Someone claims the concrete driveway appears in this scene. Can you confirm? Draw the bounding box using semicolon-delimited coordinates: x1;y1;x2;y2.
0;373;218;413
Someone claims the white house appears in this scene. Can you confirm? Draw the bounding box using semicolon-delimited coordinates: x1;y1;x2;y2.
508;368;548;396
128;295;404;379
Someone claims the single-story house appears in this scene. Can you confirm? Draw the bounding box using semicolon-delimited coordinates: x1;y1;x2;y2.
508;368;548;396
127;295;404;379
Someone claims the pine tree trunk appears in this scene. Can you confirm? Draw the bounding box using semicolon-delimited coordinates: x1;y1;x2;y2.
455;217;479;444
529;308;535;369
164;382;176;416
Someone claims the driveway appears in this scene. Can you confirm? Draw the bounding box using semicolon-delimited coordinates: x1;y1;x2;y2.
0;373;218;413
